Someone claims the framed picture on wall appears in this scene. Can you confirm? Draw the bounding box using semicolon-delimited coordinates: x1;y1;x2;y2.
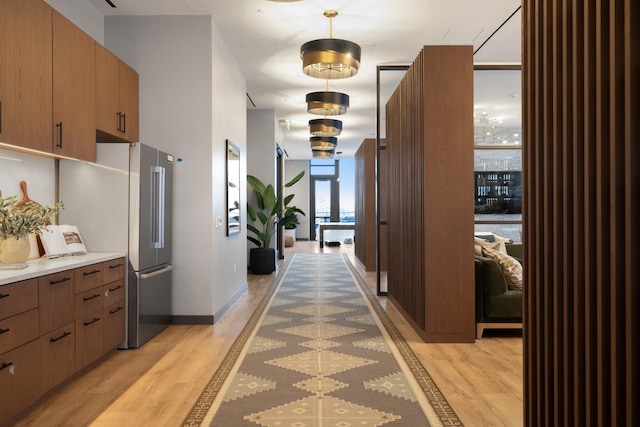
226;139;241;236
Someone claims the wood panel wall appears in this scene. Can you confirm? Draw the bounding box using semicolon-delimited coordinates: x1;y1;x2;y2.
385;46;475;343
354;138;387;272
522;0;639;425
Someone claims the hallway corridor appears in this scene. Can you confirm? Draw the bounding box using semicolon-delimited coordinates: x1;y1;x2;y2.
14;242;523;426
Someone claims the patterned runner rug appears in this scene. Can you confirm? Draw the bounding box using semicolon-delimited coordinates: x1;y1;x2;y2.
184;254;462;426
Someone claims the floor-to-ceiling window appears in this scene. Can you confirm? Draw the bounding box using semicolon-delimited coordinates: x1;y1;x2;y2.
473;66;522;242
308;158;355;242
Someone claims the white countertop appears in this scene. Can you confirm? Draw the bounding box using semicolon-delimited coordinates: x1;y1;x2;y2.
0;253;126;286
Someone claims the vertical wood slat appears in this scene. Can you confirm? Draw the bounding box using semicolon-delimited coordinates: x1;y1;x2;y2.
354;138;386;271
523;0;639;425
385;46;475;343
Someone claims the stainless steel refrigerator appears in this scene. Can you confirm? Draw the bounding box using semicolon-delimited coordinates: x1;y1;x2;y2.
58;142;173;348
126;143;173;348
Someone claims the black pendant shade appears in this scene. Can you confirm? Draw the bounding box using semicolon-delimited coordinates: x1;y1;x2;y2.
301;38;361;79
309;118;342;136
312;148;336;158
310;136;338;151
306;91;349;115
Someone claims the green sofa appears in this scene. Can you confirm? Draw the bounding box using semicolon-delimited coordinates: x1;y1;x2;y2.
475;243;523;338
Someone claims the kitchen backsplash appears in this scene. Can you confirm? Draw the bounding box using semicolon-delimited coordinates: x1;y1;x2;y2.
0;148;56;204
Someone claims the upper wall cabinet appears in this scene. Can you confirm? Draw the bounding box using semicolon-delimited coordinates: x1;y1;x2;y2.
96;44;139;143
52;11;96;162
0;0;53;152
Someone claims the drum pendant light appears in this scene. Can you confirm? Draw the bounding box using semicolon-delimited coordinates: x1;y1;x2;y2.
312;149;335;159
310;136;338;151
300;10;361;79
306;90;349;115
309;118;342;136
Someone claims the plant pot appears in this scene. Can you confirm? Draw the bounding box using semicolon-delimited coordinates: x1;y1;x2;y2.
284;228;296;247
0;235;31;264
250;248;276;275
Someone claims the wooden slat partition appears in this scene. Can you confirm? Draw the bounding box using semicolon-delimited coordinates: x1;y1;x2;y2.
385;46;475;343
354;138;387;272
522;0;639;425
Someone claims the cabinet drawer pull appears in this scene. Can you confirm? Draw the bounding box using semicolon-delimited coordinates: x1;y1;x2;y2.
109;263;123;269
83;293;101;301
0;328;10;335
56;121;63;148
83;317;101;326
109;306;124;315
0;292;9;299
122;113;126;133
108;284;124;292
83;269;101;276
0;362;13;372
50;331;72;343
116;111;122;132
50;276;71;285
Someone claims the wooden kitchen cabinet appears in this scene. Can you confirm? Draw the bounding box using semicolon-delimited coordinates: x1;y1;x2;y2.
0;256;126;425
0;278;38;321
0;309;39;355
96;44;140;143
0;340;41;424
39;323;75;393
0;0;52;151
75;311;104;370
52;10;96;162
103;300;126;351
39;271;75;336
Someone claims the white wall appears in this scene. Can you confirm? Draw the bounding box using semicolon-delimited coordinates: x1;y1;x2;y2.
246;109;277;253
284;159;310;240
44;0;104;43
0;149;56;205
104;16;247;317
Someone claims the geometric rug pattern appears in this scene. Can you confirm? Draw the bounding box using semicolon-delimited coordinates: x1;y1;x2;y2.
183;254;463;426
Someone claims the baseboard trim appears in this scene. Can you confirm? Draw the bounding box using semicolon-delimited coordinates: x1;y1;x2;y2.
171;315;214;325
213;281;248;322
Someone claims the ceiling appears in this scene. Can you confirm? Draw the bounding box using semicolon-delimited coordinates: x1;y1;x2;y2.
87;0;522;159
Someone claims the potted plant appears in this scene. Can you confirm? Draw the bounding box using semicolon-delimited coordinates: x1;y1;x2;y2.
283;189;305;247
247;171;304;274
0;194;63;264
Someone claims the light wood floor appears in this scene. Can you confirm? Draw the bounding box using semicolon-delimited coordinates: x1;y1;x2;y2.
14;241;523;427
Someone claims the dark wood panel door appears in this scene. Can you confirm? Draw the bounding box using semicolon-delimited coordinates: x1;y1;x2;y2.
75;311;103;370
96;43;121;138
40;322;75;393
120;60;139;142
52;10;96;162
0;340;41;425
0;0;52;152
39;271;75;336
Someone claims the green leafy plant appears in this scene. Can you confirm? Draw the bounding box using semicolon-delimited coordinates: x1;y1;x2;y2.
0;194;63;239
247;171;305;249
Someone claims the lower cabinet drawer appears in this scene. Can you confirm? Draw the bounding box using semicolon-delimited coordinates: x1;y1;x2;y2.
0;308;39;355
103;279;125;307
75;311;104;371
0;339;41;425
40;323;75;394
0;278;38;321
104;300;126;351
75;287;104;319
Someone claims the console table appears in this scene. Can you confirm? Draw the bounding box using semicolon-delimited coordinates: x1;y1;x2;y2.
318;222;355;248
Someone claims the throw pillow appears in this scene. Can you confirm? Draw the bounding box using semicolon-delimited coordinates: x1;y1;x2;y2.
492;233;513;244
482;245;523;290
474;237;507;255
474;233;496;243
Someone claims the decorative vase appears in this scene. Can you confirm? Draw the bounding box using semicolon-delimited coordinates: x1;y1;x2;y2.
284;228;296;247
0;235;31;264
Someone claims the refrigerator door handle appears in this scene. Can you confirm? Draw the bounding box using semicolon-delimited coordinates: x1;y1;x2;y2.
139;265;174;280
151;166;166;249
